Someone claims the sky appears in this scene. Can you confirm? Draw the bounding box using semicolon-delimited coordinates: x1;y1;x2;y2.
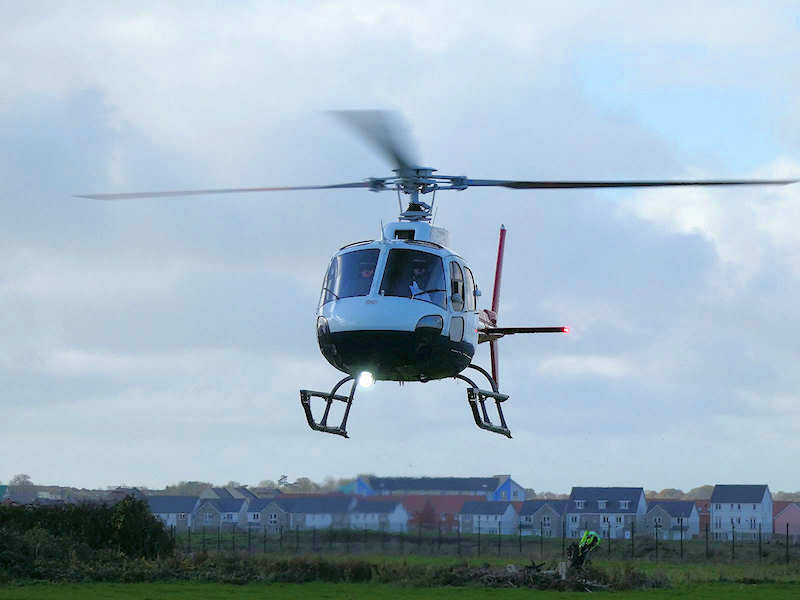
2;2;799;494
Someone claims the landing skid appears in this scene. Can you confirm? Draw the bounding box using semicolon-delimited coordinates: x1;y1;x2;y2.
300;375;357;438
456;364;512;438
300;364;512;438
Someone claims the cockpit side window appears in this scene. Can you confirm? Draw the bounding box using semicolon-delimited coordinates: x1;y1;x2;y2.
450;262;465;311
320;248;380;306
463;266;476;311
379;249;446;308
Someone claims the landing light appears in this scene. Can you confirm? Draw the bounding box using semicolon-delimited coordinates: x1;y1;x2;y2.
563;327;570;334
358;371;375;388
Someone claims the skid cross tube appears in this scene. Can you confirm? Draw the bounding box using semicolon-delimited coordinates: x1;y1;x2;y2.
300;375;358;438
456;366;511;438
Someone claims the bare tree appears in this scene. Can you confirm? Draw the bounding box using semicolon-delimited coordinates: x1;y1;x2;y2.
10;474;33;487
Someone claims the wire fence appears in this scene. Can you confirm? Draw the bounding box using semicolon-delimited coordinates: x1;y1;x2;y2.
171;520;799;563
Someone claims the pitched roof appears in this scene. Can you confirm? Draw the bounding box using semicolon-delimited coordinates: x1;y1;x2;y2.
211;487;234;499
520;500;568;516
247;498;278;513
197;498;246;513
773;501;794;518
647;501;695;518
711;485;769;504
774;502;800;519
146;495;200;514
352;499;401;514
276;496;353;514
367;476;500;493
459;501;513;515
568;487;643;513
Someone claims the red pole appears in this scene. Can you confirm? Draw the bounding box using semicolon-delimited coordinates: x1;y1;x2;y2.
489;225;507;386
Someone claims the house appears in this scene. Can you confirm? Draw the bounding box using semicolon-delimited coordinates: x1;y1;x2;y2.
645;501;699;540
457;501;518;535
566;487;647;539
356;475;525;501
518;500;567;537
193;498;248;529
396;494;485;532
147;496;201;531
694;500;711;534
774;502;800;538
200;487;235;500
254;496;355;532
710;485;772;541
348;499;409;532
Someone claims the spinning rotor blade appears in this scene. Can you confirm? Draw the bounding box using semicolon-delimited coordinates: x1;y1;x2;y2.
463;178;799;189
329;110;418;171
75;181;374;200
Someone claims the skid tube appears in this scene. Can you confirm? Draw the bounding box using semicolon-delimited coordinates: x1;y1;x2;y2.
456;364;512;438
300;375;358;438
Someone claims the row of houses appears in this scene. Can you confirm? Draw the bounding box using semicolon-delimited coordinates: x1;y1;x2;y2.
145;482;798;541
4;478;798;540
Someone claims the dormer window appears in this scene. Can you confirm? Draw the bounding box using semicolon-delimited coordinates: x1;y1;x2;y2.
619;500;630;509
575;500;585;509
598;500;607;509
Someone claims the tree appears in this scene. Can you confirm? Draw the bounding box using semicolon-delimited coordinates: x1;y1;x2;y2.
226;481;242;488
257;479;278;489
163;481;214;496
10;474;33;487
655;488;685;500
685;485;714;500
416;500;438;530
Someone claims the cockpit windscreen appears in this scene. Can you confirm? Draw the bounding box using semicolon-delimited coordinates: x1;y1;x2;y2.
320;249;379;305
379;249;446;308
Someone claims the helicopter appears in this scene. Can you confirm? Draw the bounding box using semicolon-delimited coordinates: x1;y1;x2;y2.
78;111;798;439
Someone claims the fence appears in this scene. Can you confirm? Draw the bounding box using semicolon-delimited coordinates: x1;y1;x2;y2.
171;519;799;563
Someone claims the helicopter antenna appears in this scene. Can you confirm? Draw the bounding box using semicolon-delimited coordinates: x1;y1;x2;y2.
380;219;385;240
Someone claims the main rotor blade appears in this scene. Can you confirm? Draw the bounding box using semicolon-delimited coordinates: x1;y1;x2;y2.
76;181;374;200
463;178;799;190
329;110;418;171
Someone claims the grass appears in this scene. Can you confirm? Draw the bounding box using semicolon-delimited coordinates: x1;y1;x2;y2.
1;582;800;599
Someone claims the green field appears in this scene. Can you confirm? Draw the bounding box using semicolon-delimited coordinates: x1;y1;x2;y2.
1;582;799;599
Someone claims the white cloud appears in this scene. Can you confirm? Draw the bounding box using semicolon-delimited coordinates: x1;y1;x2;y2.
537;354;632;378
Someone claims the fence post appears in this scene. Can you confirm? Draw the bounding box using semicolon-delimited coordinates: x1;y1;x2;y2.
631;520;635;559
540;520;544;559
458;521;462;556
218;524;221;552
758;522;761;562
787;522;790;564
478;520;481;557
202;526;206;553
279;526;283;551
731;520;735;560
679;518;683;561
561;518;565;558
263;526;267;554
497;524;501;557
187;525;192;554
518;523;522;554
295;524;300;553
232;524;236;554
654;523;659;561
607;523;611;557
313;527;317;552
705;520;709;559
438;522;442;552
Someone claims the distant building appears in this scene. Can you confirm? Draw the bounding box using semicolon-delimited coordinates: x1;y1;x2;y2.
518;500;567;537
773;502;800;538
566;487;647;539
194;498;248;529
646;501;699;540
710;485;772;541
458;501;518;535
355;475;525;501
147;496;201;530
348;499;409;532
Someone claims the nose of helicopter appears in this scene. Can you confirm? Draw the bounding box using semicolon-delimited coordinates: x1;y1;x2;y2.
319;296;447;334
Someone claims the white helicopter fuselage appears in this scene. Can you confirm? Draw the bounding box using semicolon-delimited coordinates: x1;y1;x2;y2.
315;221;480;382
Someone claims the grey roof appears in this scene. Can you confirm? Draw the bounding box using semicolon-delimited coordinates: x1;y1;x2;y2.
459;501;512;515
247;498;278;513
198;498;246;513
352;499;400;514
711;485;769;504
520;500;567;516
647;501;695;518
277;496;353;514
367;477;500;493
211;487;234;499
568;487;644;514
234;487;259;499
146;495;200;514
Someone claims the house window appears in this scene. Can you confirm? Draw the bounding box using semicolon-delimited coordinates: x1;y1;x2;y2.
206;512;214;521
178;513;187;519
737;504;741;510
252;513;260;520
570;516;578;523
715;504;721;510
598;501;607;509
654;516;662;525
619;500;630;509
575;500;585;509
543;516;551;526
753;504;757;510
616;516;622;524
602;516;609;523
